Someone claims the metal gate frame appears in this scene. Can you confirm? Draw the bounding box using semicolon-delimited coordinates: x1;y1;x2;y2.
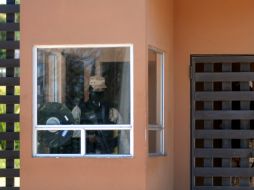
191;55;254;190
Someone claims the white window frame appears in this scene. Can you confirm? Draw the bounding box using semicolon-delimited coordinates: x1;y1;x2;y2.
148;46;165;156
32;44;134;158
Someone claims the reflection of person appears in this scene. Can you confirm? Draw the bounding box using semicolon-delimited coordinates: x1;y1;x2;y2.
80;76;110;125
71;74;129;154
79;76;118;154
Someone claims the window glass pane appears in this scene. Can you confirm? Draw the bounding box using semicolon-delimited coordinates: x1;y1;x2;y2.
86;130;130;155
148;130;162;154
37;47;131;125
37;130;81;154
148;48;164;155
148;49;163;126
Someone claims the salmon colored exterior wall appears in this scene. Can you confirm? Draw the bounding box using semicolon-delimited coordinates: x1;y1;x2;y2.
146;0;174;189
20;0;148;190
21;0;254;189
174;0;254;189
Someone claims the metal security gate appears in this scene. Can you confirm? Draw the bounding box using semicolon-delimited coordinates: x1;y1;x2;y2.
191;55;254;190
0;0;20;189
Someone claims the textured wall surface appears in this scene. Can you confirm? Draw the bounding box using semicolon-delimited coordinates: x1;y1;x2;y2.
146;0;174;189
20;0;147;190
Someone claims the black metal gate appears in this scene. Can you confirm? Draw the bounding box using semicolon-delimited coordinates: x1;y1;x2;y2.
0;0;20;189
191;55;254;190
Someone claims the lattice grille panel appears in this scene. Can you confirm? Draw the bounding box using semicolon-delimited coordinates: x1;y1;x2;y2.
191;56;254;190
0;0;20;189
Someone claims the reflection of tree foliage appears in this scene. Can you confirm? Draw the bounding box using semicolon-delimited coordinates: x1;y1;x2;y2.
0;14;6;59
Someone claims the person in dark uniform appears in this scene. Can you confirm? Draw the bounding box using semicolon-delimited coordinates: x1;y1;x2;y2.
79;76;118;154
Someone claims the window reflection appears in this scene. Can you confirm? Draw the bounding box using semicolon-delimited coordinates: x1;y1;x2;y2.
37;47;131;125
37;130;80;154
148;48;164;155
86;130;130;154
36;46;132;155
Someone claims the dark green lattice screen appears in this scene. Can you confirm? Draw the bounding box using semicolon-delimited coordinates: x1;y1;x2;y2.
191;55;254;190
0;0;20;189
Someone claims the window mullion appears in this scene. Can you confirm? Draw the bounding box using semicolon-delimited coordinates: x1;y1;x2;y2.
33;44;133;157
81;129;85;156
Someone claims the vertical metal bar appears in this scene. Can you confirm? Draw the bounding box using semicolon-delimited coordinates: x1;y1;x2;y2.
240;63;250;186
221;63;232;186
32;47;37;156
5;0;17;187
191;60;196;190
203;63;213;186
161;53;165;154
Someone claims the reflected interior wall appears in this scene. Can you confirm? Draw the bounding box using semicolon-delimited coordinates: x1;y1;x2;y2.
146;0;174;189
20;0;147;190
174;0;254;189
